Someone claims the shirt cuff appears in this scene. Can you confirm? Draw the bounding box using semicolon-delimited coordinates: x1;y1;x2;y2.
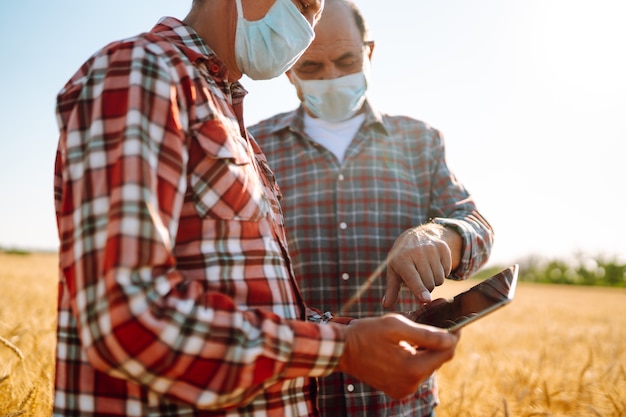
431;217;475;280
283;319;345;379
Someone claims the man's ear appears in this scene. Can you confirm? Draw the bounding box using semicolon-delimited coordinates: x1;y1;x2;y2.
366;40;375;60
286;70;295;85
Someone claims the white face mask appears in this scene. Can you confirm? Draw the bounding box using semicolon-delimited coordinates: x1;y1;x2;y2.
234;0;315;80
292;61;369;123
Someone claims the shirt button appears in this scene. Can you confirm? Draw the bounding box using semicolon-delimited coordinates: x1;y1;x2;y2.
340;222;347;229
341;273;350;281
347;384;355;392
338;174;344;181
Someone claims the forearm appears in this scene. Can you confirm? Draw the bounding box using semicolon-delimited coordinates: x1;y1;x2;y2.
62;260;344;409
426;129;495;278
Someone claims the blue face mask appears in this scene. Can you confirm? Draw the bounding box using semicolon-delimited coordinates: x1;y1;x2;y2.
292;66;369;123
235;0;315;80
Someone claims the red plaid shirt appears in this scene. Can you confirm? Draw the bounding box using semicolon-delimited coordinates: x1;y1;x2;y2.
249;103;494;416
53;17;344;416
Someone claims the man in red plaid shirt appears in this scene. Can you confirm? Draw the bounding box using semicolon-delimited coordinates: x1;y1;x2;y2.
249;0;494;415
53;0;460;415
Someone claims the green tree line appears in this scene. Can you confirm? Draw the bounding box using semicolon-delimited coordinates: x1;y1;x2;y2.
477;254;626;287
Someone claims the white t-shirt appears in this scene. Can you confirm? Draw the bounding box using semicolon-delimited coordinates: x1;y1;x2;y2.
303;112;365;162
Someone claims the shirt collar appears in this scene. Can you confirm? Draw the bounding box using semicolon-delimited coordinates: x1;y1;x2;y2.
361;100;387;134
150;17;248;105
150;17;231;82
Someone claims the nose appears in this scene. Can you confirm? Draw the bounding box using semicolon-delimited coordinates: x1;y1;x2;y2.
322;65;343;80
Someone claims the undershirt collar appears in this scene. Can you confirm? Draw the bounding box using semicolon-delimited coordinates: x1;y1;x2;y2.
303;112;365;162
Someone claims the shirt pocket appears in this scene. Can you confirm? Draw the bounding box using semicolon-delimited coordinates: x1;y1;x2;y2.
188;119;268;221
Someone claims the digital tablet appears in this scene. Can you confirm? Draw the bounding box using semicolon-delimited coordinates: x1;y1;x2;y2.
409;264;519;331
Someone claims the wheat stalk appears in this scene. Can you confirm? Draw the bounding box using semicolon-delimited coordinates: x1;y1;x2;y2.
0;335;24;360
2;412;26;417
2;410;26;417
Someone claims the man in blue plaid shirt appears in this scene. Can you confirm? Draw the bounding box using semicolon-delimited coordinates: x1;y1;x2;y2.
249;0;495;415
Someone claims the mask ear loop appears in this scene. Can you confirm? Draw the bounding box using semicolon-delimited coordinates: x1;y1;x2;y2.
234;0;244;22
361;44;373;90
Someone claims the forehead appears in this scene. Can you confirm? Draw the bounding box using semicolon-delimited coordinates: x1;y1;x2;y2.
299;1;362;61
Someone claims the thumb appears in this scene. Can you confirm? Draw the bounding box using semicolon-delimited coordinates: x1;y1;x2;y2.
401;319;458;351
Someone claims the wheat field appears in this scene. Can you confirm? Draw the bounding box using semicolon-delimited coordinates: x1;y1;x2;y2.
1;252;625;416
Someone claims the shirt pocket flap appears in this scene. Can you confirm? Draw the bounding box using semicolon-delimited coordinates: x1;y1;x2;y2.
191;119;249;165
188;120;267;221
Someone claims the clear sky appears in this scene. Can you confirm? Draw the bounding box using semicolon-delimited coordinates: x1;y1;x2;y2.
1;0;625;267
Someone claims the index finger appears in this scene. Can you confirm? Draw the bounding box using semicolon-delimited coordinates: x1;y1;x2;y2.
386;263;431;306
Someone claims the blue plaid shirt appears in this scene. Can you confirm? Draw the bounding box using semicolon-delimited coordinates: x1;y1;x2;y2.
249;101;494;416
